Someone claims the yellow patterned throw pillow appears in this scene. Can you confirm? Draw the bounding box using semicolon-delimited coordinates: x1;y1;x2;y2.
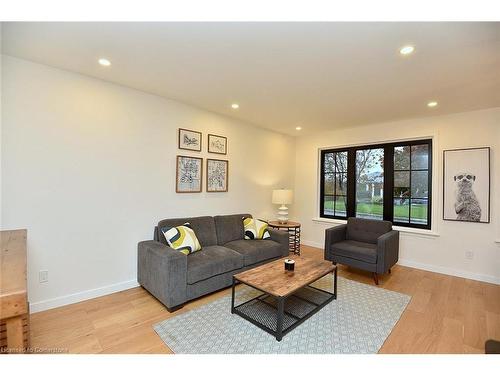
243;218;271;240
161;223;202;255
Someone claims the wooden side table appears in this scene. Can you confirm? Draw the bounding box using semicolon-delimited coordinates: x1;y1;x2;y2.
267;221;301;255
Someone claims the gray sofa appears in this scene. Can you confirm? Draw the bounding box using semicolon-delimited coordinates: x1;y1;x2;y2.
138;214;289;312
324;217;399;285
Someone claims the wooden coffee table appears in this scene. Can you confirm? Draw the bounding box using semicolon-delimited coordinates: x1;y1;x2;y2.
231;256;337;341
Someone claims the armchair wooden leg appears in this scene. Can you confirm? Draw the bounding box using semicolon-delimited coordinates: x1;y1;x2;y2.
372;272;379;285
388;268;391;274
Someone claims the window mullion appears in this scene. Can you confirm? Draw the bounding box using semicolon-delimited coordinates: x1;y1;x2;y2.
427;140;433;229
409;146;412;223
320;150;326;217
346;149;356;218
333;171;337;215
384;145;394;222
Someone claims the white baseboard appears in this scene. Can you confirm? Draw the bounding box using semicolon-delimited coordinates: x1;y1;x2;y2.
397;259;500;285
302;239;323;249
301;240;500;285
30;279;140;313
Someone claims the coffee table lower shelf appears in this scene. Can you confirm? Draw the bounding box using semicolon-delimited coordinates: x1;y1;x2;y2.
231;272;337;341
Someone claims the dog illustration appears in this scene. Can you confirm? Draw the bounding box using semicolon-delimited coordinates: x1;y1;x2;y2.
454;173;481;222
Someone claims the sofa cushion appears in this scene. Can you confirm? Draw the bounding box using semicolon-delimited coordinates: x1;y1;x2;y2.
346;217;392;244
214;214;252;245
161;223;202;255
331;240;377;264
158;216;218;247
243;218;270;240
187;246;243;284
224;239;283;266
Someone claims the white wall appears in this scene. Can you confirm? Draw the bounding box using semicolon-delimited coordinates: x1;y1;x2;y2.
294;108;500;284
1;56;296;311
1;24;3;228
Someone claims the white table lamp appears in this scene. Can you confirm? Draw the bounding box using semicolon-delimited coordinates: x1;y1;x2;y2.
272;189;293;224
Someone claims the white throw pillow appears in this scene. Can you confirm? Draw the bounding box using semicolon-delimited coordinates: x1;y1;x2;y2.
161;223;202;255
243;218;271;240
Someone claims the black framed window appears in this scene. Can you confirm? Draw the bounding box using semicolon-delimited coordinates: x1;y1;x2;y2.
322;151;348;218
355;147;385;221
320;139;432;229
393;144;430;226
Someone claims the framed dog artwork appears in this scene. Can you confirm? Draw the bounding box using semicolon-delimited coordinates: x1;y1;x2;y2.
443;147;490;223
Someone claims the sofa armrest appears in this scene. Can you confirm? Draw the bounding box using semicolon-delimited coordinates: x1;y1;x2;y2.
268;229;290;257
324;224;347;261
376;230;399;274
137;240;187;309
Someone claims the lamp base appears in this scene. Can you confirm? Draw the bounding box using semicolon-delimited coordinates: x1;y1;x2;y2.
277;205;289;224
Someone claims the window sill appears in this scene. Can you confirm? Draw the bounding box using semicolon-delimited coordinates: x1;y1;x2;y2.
311;217;440;238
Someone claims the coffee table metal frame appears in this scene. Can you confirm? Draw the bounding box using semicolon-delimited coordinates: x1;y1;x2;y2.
231;266;337;341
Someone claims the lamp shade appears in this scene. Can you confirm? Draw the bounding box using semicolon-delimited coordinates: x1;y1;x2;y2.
272;189;293;205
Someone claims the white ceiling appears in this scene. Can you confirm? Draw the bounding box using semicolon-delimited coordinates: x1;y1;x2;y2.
2;22;499;135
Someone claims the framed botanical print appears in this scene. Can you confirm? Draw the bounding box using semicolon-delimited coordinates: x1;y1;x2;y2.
443;147;490;223
208;134;227;155
206;159;228;192
176;156;203;193
178;128;202;152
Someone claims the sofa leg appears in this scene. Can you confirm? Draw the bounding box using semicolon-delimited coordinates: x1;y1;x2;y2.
372;272;379;285
166;304;184;313
388;268;391;274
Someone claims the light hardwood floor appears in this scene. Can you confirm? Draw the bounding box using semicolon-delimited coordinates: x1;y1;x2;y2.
29;245;500;354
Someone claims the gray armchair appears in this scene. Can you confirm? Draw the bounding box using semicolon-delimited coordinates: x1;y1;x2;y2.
324;217;399;284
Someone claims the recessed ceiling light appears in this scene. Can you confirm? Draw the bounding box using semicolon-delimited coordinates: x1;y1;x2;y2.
427;101;438;108
231;103;239;109
399;45;415;55
98;58;111;66
295;126;302;131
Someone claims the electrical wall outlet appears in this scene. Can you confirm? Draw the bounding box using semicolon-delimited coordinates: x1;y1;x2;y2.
39;270;49;283
465;251;474;260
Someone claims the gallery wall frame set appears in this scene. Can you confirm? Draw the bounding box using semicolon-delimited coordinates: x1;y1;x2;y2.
208;134;228;155
178;128;227;155
442;147;490;224
206;159;229;192
178;128;202;152
176;155;203;193
176;156;229;193
176;128;229;193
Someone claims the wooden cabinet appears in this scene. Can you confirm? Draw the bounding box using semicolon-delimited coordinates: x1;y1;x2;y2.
0;229;29;354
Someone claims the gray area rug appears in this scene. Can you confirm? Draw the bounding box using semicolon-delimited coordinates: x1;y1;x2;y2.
153;275;410;354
